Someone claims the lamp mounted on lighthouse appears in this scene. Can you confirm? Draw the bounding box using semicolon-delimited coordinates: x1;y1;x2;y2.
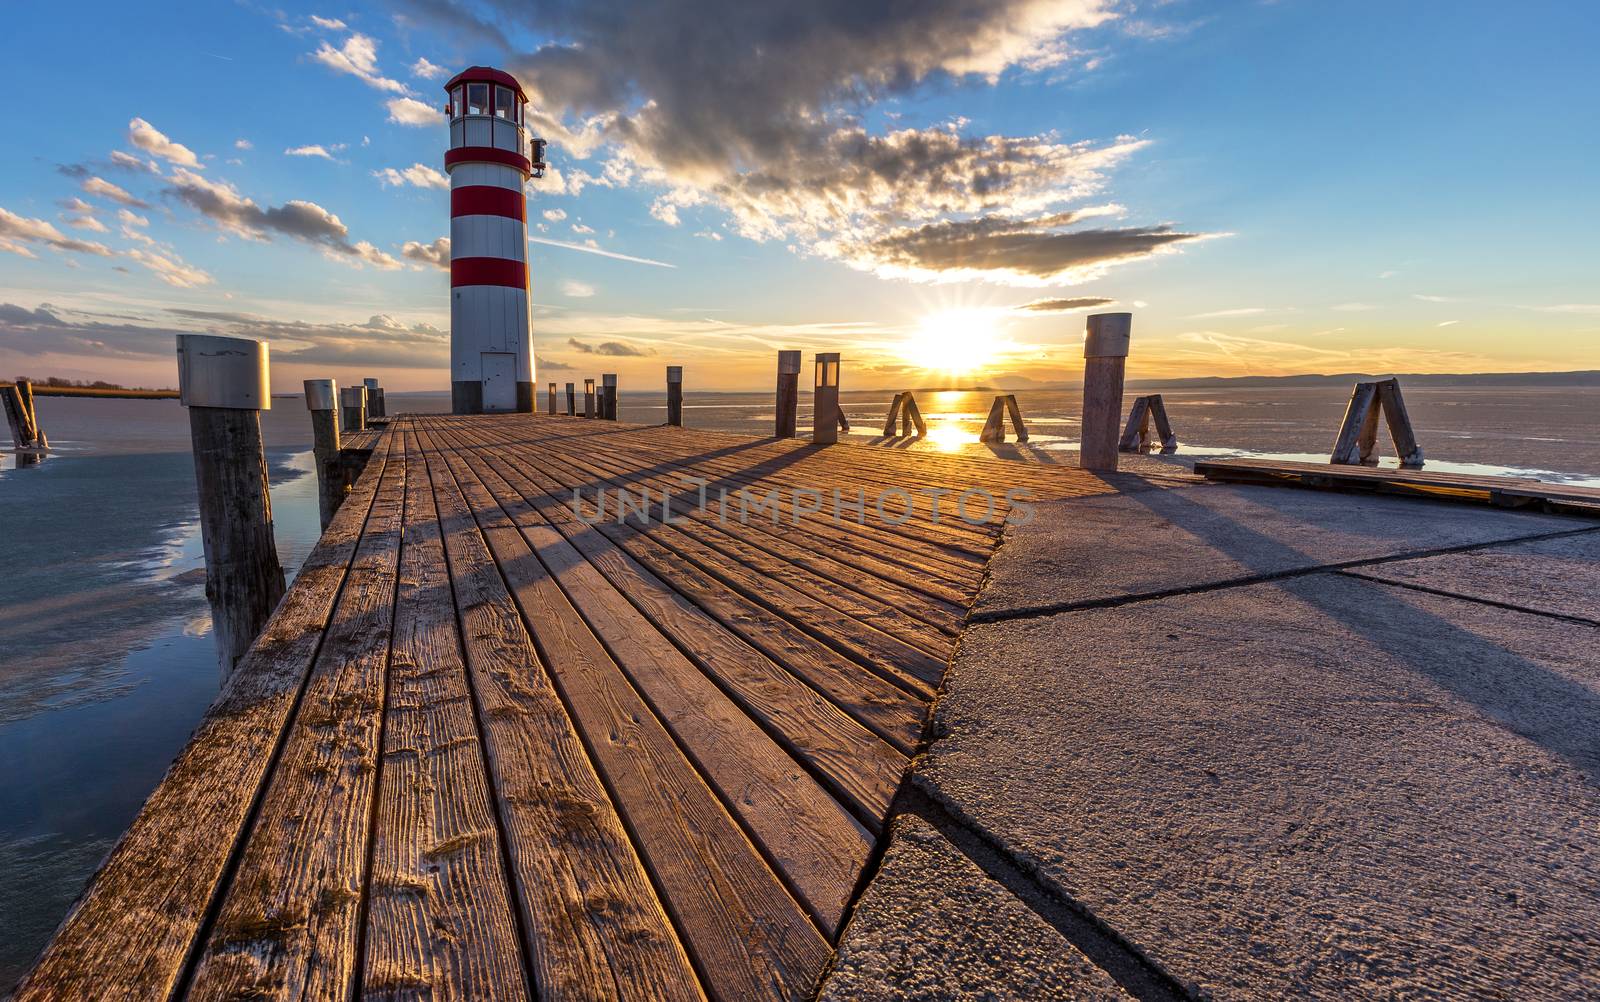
443;67;547;414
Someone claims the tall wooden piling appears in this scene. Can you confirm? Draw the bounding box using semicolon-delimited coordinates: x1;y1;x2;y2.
565;382;576;416
602;373;618;420
666;366;683;426
548;381;557;415
363;378;384;418
776;350;801;438
2;384;29;448
1080;313;1132;471
176;334;286;675
813;352;841;445
303;379;343;530
584;378;596;419
340;385;367;432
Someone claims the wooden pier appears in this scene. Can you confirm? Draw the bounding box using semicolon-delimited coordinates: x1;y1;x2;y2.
18;412;1115;1001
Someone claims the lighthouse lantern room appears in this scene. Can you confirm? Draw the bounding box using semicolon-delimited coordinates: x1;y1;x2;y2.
443;66;546;414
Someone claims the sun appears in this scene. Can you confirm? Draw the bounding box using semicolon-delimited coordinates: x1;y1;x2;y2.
901;309;1000;376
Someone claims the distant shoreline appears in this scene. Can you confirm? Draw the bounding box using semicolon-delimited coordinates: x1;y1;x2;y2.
20;385;179;399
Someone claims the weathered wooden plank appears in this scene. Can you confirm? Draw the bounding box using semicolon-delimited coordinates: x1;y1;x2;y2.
510;446;953;687
1331;382;1379;465
416;426;706;1002
184;427;409;1002
447;437;905;832
415;421;832;999
361;425;530;1002
12;435;395;1002
458;439;931;750
432;427;872;936
510;435;971;633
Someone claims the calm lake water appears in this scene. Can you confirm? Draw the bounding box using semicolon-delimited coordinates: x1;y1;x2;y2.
1;383;1596;987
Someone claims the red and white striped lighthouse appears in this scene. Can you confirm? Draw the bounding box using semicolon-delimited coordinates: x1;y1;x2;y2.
443;67;546;414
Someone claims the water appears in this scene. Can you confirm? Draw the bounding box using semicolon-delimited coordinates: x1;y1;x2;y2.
0;382;1595;987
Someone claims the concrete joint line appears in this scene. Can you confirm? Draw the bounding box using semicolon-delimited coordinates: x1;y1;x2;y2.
901;778;1198;1002
969;524;1600;626
1337;569;1600;629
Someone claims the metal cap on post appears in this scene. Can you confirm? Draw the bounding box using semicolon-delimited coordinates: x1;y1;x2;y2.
176;334;285;676
583;377;596;419
666;366;683;427
362;377;384;418
1080;313;1132;471
776;349;801;438
813;352;841;445
177;333;271;410
304;378;337;412
340;385;368;432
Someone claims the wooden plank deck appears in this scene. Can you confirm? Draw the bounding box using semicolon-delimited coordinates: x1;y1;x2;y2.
17;413;1118;1002
1196;457;1600;516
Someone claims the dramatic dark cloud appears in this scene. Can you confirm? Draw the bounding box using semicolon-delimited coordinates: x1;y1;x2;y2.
162;169;400;269
0;208;115;258
402;0;1215;285
566;337;649;356
1017;296;1116;312
0;302;179;358
855;214;1210;286
535;354;575;371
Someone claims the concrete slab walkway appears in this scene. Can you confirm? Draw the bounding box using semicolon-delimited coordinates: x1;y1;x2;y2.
828;481;1600;1000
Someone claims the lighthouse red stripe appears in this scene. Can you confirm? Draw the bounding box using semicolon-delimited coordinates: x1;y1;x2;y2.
451;185;525;221
451;256;527;289
444;147;531;177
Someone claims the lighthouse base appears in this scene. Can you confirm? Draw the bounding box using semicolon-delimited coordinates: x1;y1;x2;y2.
452;380;537;415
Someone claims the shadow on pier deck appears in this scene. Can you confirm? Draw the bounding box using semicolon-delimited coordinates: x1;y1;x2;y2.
15;413;1119;1001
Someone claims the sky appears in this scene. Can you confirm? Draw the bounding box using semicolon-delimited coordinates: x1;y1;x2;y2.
1;0;1597;392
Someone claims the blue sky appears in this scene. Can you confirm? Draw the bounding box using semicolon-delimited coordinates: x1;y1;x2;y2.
1;0;1596;391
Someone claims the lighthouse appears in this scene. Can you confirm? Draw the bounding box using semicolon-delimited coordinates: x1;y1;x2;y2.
443;67;546;414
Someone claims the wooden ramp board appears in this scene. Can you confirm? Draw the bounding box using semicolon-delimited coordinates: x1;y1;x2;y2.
1196;458;1600;516
17;413;1120;1002
341;426;383;454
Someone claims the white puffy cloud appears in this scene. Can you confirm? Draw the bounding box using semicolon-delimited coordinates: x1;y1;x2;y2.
411;57;447;79
234;138;253;150
373;163;449;189
82;176;149;208
542;208;567;222
311;33;407;93
285;145;336;159
109;150;160;173
0;207;115;257
128;118;201;168
386;97;445;126
401;237;450;270
561;279;596;298
310;15;346;30
125;247;214;287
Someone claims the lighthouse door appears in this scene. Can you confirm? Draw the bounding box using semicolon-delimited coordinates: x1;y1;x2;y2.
481;353;517;412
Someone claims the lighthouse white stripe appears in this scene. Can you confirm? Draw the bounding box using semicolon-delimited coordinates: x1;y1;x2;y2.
450;214;527;262
446;161;525;191
451;285;529;363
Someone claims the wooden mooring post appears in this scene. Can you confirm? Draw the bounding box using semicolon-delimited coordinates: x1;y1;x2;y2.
979;395;1029;444
340;385;367;432
812;352;843;445
882;392;927;437
565;381;576;416
176;334;286;675
602;373;618;420
1119;394;1178;454
363;378;385;419
547;381;557;415
1332;377;1424;468
776;350;801;438
3;378;47;451
1081;312;1132;471
303;378;344;530
666;366;683;426
583;378;596;418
